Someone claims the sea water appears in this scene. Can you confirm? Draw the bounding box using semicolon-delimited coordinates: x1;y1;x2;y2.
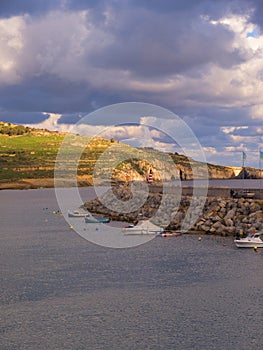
0;188;262;350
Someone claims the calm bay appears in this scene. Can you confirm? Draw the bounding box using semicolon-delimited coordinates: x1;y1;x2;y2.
0;188;262;350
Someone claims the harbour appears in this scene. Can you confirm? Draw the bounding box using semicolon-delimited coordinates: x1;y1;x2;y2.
0;188;262;350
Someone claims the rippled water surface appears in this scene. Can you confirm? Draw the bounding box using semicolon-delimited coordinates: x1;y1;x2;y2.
1;189;262;350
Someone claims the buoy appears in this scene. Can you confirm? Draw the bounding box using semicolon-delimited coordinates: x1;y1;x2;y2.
52;211;56;214
253;246;258;253
70;225;73;230
198;236;202;241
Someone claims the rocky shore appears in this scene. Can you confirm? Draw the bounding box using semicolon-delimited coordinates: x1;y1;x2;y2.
83;183;263;236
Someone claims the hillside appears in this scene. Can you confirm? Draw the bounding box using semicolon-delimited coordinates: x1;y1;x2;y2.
0;121;241;189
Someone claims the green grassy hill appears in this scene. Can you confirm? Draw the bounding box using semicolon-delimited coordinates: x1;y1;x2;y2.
0;122;236;188
0;123;64;182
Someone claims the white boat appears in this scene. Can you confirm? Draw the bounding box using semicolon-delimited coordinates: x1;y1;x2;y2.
123;220;163;235
234;232;263;248
68;210;90;218
233;190;255;199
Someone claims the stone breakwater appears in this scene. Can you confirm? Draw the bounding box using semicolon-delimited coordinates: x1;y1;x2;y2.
83;184;263;236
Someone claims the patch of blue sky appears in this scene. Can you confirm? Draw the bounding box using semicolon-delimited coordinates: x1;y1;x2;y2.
246;28;260;38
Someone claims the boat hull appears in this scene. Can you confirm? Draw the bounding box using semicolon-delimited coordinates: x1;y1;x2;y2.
123;229;159;235
122;220;163;235
68;211;89;218
85;217;110;223
160;231;182;237
234;240;263;248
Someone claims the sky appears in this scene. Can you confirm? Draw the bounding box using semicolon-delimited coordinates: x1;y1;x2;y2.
1;0;263;168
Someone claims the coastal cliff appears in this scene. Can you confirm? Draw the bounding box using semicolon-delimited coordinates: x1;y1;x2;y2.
0;121;258;190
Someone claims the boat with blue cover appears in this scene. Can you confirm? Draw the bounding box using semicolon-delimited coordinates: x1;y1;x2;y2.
85;216;110;223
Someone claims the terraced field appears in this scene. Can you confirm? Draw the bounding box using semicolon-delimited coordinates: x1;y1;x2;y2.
0;122;237;189
0;131;63;182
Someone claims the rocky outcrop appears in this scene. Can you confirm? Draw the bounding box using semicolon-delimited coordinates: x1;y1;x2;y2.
193;197;263;236
112;150;236;182
234;167;263;179
84;183;263;236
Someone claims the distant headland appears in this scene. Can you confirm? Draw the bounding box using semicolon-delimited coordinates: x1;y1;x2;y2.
0;121;262;190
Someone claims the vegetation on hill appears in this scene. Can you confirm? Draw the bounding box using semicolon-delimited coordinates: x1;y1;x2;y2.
0;122;238;187
0;129;64;182
0;122;32;136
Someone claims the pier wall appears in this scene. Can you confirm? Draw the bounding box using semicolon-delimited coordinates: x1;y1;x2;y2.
150;185;263;199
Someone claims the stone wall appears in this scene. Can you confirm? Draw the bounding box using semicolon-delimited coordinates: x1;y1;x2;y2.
83;183;263;236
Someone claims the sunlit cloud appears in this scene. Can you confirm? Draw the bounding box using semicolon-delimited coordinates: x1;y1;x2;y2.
221;126;248;134
0;15;25;84
0;1;263;167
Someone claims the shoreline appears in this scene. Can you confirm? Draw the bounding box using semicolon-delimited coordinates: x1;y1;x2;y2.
0;178;93;190
2;179;263;237
0;178;55;190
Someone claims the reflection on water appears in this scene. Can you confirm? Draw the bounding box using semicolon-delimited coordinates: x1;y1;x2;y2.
0;188;262;350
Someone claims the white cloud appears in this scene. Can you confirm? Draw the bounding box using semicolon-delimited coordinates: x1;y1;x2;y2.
229;134;259;144
203;146;218;155
153;141;176;153
221;126;248;134
21;10;92;81
1;3;263;168
1;8;263;112
0;15;25;84
24;113;69;132
100;125;144;140
250;104;263;120
26;113;180;153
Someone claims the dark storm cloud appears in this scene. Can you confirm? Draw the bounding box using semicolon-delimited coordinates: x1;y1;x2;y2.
0;0;107;17
0;0;111;23
129;0;253;21
0;0;61;18
65;0;108;12
88;1;244;79
130;0;223;16
57;114;81;124
91;20;239;78
179;107;249;142
179;105;251;128
249;0;263;30
0;0;262;167
0;77;101;115
0;111;47;124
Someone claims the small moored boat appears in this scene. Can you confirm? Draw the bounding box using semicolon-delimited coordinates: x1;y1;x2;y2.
159;230;182;237
233;190;255;199
68;210;90;217
123;220;163;235
85;216;110;223
234;232;263;248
